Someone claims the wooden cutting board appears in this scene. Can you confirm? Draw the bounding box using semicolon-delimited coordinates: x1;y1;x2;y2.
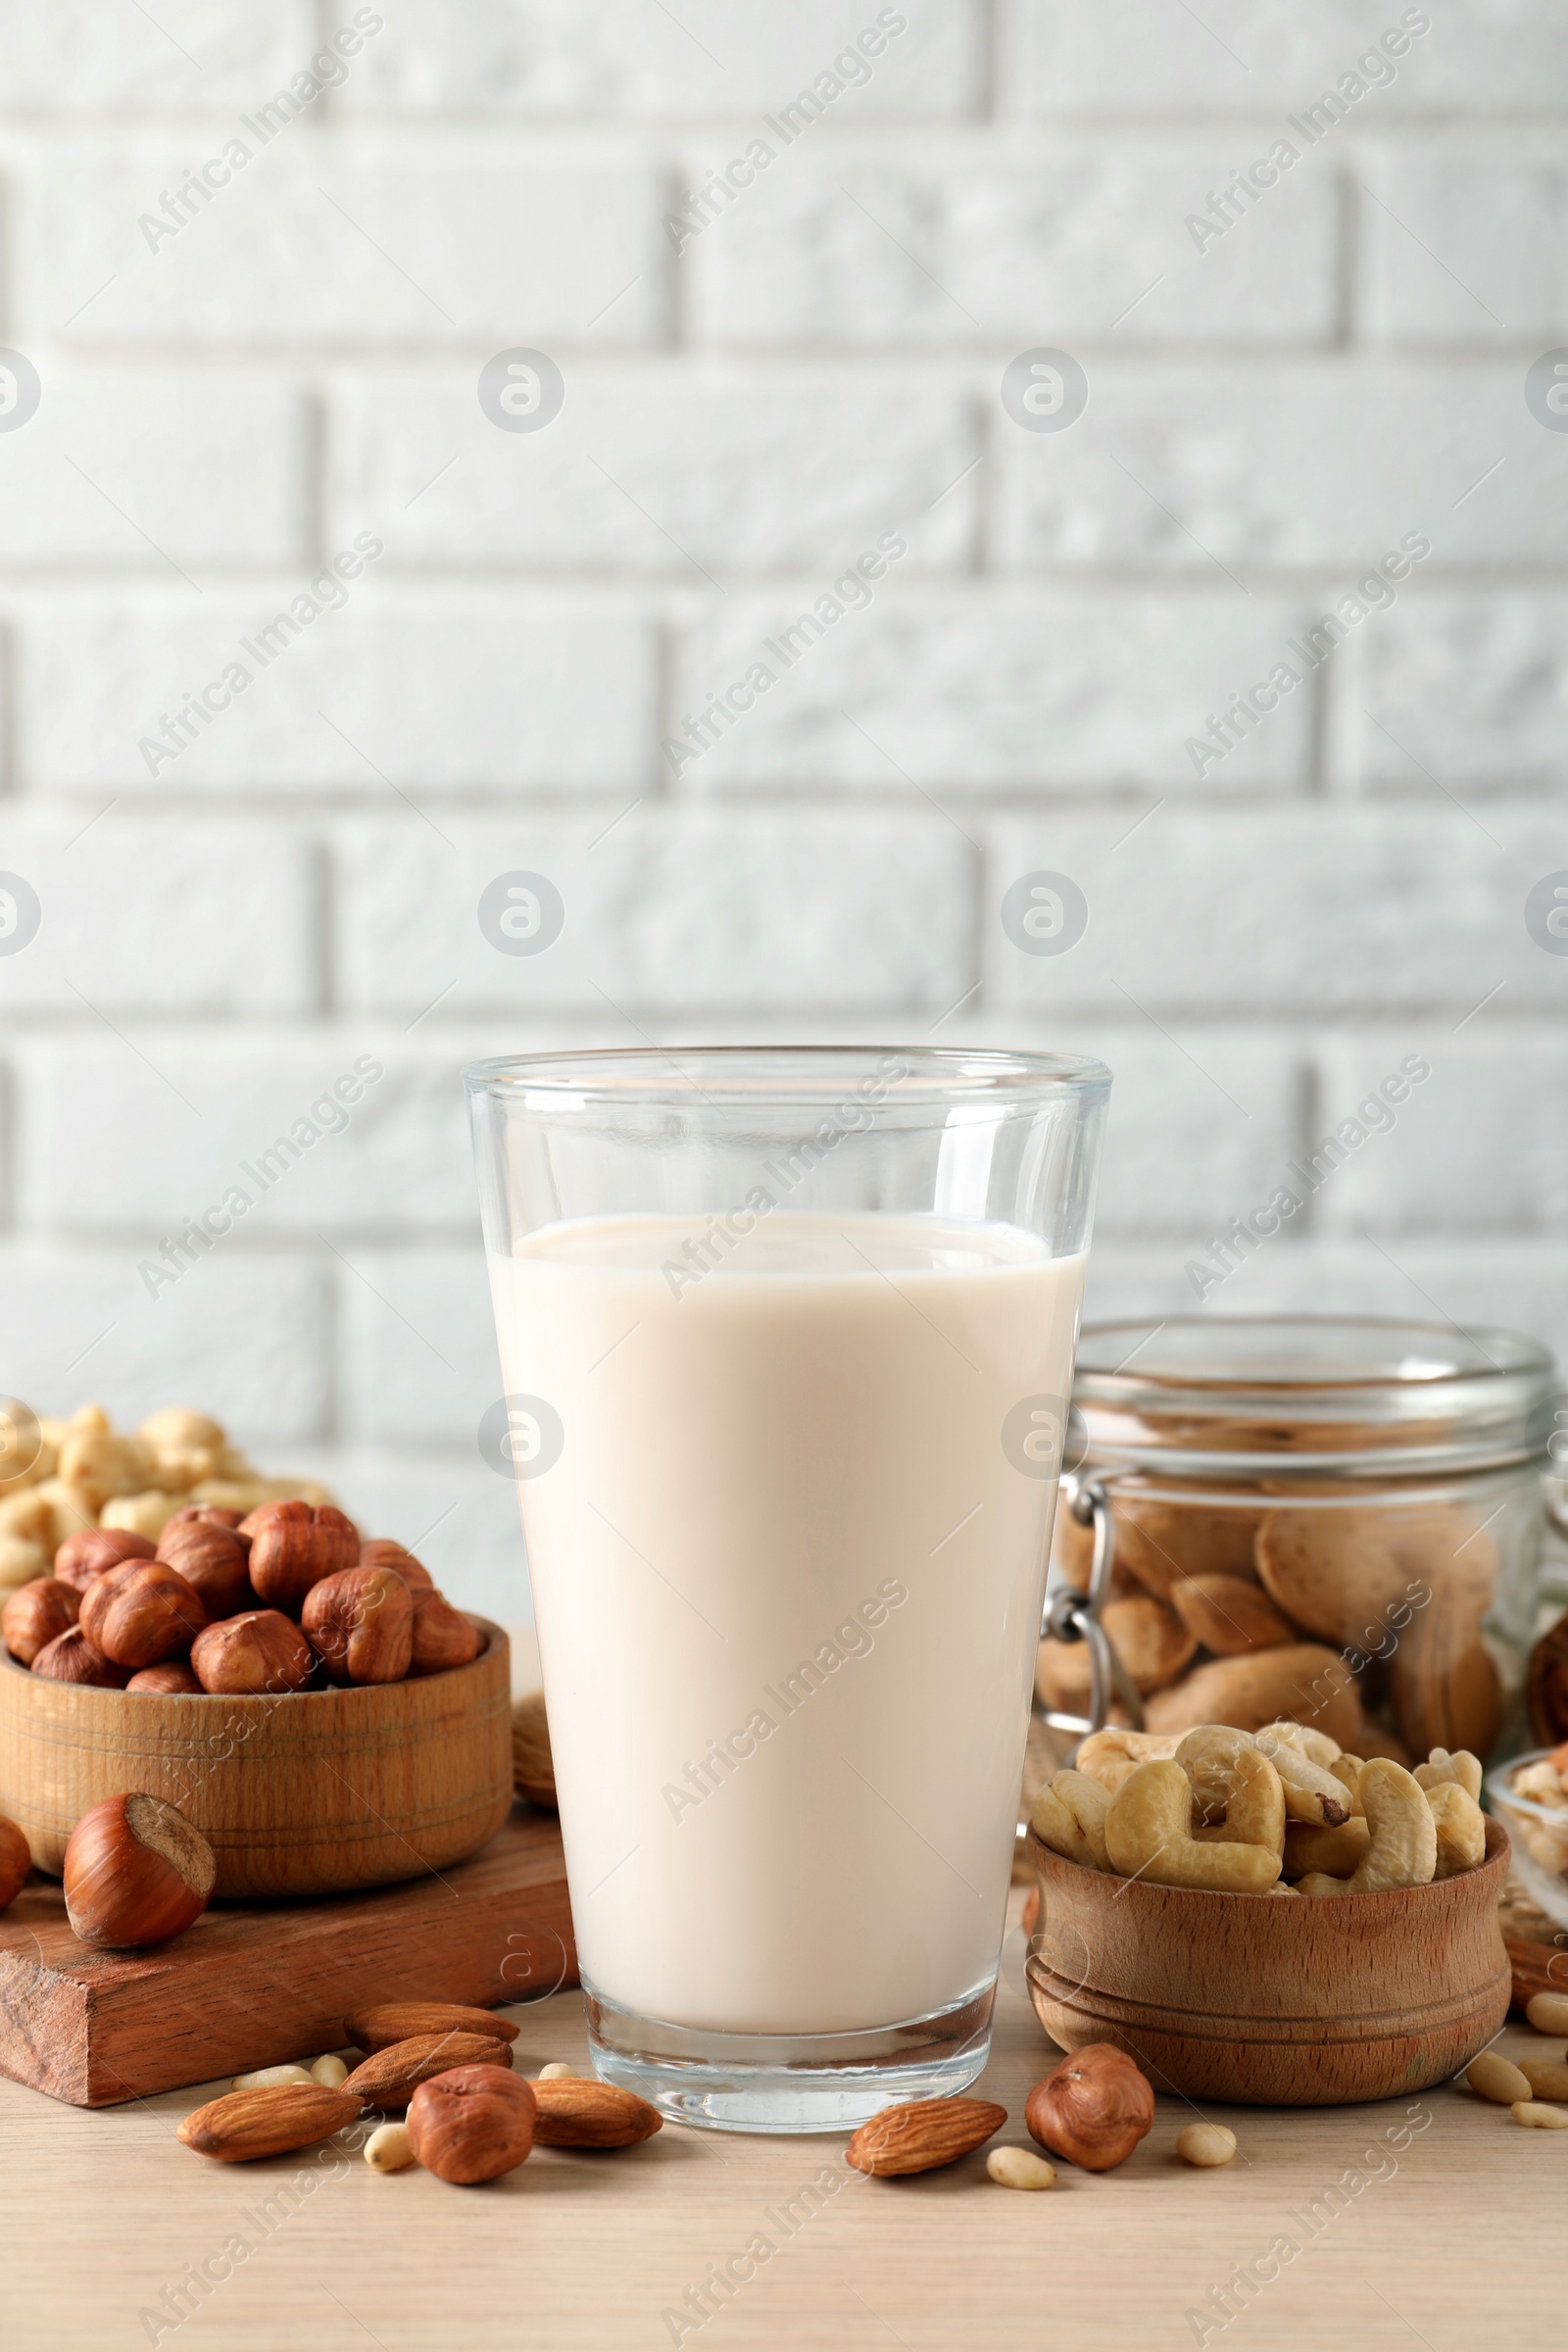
0;1805;575;2108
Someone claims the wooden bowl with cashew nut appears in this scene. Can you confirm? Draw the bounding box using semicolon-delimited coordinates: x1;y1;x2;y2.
1024;1724;1512;2105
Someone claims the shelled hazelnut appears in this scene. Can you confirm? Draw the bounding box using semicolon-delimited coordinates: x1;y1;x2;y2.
126;1661;204;1694
156;1517;255;1622
80;1559;206;1671
242;1501;359;1612
30;1625;131;1688
303;1565;414;1686
409;1588;481;1679
63;1791;216;1947
53;1527;156;1595
191;1609;314;1696
3;1577;80;1666
360;1539;434;1592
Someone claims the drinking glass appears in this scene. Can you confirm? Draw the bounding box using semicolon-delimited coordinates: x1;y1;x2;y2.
466;1046;1110;2131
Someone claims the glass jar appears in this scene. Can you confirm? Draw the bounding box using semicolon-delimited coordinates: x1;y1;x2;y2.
1039;1317;1560;1767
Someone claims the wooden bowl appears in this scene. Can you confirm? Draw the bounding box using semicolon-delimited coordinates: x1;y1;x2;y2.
0;1620;513;1899
1024;1819;1512;2106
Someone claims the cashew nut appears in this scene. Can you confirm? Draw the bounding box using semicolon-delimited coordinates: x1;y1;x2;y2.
1050;1769;1112;1870
1426;1780;1486;1880
1176;1733;1285;1861
1073;1727;1181;1796
1257;1719;1341;1768
1414;1747;1484;1803
1174;1726;1254;1828
1338;1757;1437;1891
1283;1819;1373;1881
1030;1785;1096;1869
1251;1730;1351;1828
1104;1760;1281;1893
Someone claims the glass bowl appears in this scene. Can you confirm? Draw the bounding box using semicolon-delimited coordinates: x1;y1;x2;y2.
1486;1746;1568;1928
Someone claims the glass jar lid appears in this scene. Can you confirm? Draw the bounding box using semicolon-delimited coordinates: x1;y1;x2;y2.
1072;1316;1558;1480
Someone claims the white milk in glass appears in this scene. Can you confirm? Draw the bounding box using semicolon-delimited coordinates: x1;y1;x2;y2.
490;1210;1084;2035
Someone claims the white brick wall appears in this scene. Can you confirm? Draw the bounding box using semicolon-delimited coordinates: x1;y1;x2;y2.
2;0;1565;1622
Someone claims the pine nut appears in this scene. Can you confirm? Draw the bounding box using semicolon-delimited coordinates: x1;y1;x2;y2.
230;2062;313;2093
1511;2100;1568;2130
1519;2057;1568;2101
1177;2123;1238;2167
538;2061;581;2081
1525;1992;1568;2036
1466;2051;1533;2104
986;2145;1056;2189
311;2053;349;2088
365;2121;416;2172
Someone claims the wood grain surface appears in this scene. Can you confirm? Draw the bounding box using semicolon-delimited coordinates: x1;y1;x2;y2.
1026;1821;1513;2106
0;1620;514;1897
0;1806;574;2106
0;1887;1558;2352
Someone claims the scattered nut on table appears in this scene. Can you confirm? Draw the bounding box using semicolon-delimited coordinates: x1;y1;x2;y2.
365;2122;416;2173
1176;2123;1237;2168
1511;2100;1568;2131
1466;2052;1533;2106
986;2146;1056;2190
1525;1992;1568;2037
231;2063;314;2093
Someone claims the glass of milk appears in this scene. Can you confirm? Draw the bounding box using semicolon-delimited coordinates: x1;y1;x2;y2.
466;1047;1110;2132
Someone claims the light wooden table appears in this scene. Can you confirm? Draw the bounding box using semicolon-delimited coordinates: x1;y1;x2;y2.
2;1890;1562;2352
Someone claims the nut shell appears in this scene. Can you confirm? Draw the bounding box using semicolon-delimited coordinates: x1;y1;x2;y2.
0;1813;31;1909
63;1791;216;1948
405;2064;537;2183
3;1577;80;1666
156;1519;255;1621
242;1500;359;1611
343;2031;514;2111
80;1558;206;1670
1025;2045;1153;2172
30;1625;130;1687
302;1565;414;1686
190;1609;314;1695
53;1527;156;1594
408;1588;480;1678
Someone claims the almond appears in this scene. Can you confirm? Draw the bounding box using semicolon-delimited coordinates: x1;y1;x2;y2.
343;2031;514;2110
178;2083;364;2162
530;2078;662;2148
845;2095;1007;2178
344;2001;521;2054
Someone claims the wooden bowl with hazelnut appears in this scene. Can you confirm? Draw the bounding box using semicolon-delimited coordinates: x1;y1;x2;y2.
0;1510;513;1899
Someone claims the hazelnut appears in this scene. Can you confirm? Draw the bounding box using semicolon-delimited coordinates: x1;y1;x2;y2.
405;2065;537;2184
408;1588;481;1678
53;1526;156;1594
0;1814;30;1909
155;1519;255;1621
191;1609;314;1695
30;1625;131;1687
3;1576;80;1666
242;1501;359;1612
360;1538;434;1592
64;1791;216;1948
165;1502;250;1553
80;1558;207;1671
302;1566;413;1686
1025;2045;1154;2173
126;1660;205;1694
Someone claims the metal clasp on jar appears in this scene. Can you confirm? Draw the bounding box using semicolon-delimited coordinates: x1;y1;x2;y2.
1036;1475;1145;1738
